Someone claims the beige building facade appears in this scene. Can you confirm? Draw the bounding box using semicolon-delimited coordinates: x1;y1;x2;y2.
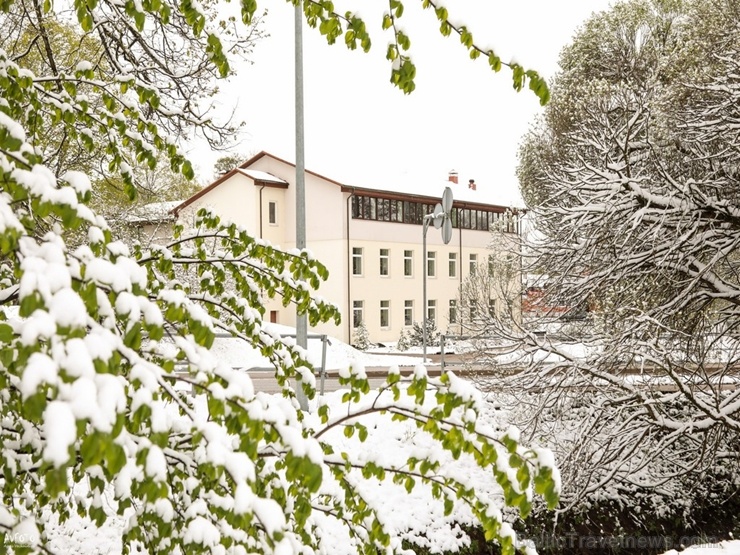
174;152;520;345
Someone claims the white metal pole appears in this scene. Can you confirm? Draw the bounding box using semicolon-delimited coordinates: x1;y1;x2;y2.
422;217;430;361
294;2;309;411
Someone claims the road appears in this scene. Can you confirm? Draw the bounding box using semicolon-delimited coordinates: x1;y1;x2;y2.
243;352;477;394
240;355;740;395
247;365;465;395
247;370;396;395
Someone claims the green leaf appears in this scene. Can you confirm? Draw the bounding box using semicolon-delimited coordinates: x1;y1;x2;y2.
0;323;14;342
123;322;142;350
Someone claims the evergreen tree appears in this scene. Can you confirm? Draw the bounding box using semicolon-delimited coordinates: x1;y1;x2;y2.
396;328;411;351
352;321;372;350
409;320;440;347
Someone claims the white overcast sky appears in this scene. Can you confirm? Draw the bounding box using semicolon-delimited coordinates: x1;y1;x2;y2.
189;0;615;206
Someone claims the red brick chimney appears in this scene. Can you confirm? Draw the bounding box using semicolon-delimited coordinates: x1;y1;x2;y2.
448;170;458;184
468;178;477;191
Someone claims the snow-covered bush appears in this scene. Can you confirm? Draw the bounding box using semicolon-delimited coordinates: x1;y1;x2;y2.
409;319;441;347
0;1;560;554
397;328;412;351
352;321;372;350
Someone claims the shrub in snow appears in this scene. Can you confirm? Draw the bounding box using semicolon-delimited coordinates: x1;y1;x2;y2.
0;3;560;554
352;320;372;350
409;319;441;347
397;328;411;351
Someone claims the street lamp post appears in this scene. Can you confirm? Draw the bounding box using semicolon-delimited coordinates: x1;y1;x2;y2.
422;187;454;361
422;216;431;360
294;3;308;411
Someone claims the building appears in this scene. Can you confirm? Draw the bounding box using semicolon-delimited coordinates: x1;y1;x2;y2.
126;200;182;245
173;152;521;345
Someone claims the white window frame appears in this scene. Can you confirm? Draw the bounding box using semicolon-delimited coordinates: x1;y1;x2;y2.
380;248;390;277
469;253;478;274
427;251;437;278
449;299;457;323
448;252;457;278
353;300;364;327
380;300;390;328
404;250;413;277
352;247;363;276
427;299;437;322
404;300;414;326
268;201;277;225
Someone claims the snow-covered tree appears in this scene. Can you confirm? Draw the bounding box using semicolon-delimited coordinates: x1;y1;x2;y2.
351;321;371;350
504;0;740;540
409;319;440;347
213;153;254;179
396;328;411;351
457;232;522;337
0;0;560;553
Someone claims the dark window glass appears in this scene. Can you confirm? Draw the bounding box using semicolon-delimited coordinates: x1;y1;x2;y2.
391;200;403;222
362;196;372;219
480;211;489;231
378;198;390;221
462;209;471;229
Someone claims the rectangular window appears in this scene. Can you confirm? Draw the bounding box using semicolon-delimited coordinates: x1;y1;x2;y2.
404;300;414;326
489;299;496;316
361;197;372;219
480;210;490;231
353;300;364;328
380;300;390;328
427;251;436;278
378;199;390;221
427;299;437;322
404;250;413;277
470;303;477;321
488;254;495;276
449;299;457;324
469;253;478;274
268;201;277;224
352;247;363;276
462;209;471;229
391;200;403;222
380;248;390;277
448;252;457;278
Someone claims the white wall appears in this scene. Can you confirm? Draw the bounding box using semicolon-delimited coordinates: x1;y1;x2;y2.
178;173;259;234
345;220;505;344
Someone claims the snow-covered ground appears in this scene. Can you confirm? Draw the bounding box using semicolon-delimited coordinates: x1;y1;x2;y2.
211;323;425;371
664;542;740;554
33;327;738;554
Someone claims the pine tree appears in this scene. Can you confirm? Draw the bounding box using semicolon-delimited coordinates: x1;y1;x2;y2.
397;328;411;351
409;320;440;347
352;321;372;350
